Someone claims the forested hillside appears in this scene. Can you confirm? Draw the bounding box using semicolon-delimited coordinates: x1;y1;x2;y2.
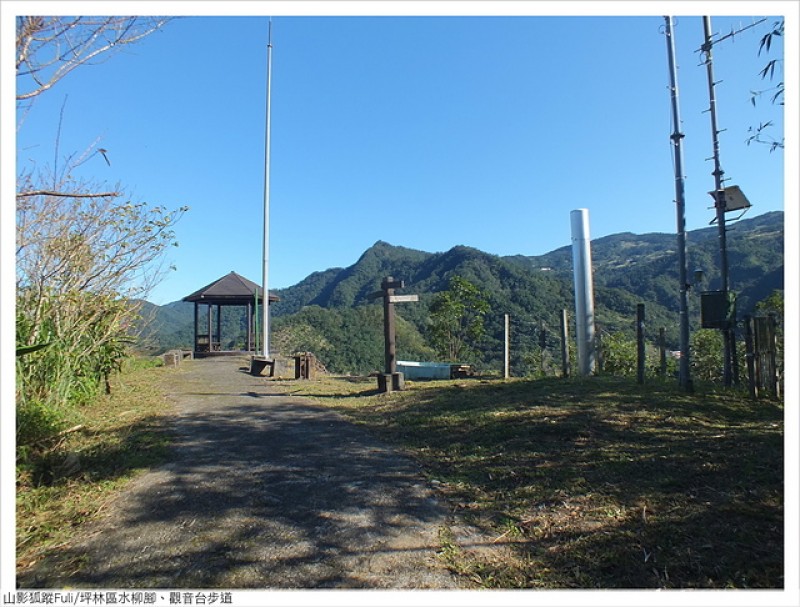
506;210;784;314
141;211;783;375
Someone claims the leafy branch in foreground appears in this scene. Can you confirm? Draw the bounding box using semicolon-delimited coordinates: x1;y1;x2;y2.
747;20;784;151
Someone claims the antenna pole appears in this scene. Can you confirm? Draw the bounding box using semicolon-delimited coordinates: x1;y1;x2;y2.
702;16;733;385
261;19;273;358
664;16;693;392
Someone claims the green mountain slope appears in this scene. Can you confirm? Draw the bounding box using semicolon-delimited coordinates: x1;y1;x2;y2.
143;211;783;374
506;210;783;313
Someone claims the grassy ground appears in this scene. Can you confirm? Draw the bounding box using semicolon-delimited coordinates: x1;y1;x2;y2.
16;358;176;574
278;373;784;589
16;361;784;589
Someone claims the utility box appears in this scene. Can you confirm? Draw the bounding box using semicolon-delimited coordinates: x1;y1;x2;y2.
701;290;736;329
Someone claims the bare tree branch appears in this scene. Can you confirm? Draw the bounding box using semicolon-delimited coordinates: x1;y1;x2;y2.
16;16;171;102
17;189;121;198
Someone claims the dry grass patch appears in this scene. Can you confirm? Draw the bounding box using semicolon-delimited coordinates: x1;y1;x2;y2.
289;374;784;588
16;358;177;574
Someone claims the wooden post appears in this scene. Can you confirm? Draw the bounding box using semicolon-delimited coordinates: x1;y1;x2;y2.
504;314;510;379
637;304;645;384
754;318;763;393
216;304;222;351
659;327;667;378
560;309;570;378
768;314;779;398
207;303;212;351
538;320;547;377
193;301;199;353
595;332;603;372
383;278;397;376
370;276;418;393
744;315;757;399
730;328;740;386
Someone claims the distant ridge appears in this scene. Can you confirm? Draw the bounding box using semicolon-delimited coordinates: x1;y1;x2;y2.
143;211;783;365
271;210;783;318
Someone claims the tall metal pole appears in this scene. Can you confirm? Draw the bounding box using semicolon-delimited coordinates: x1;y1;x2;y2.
701;16;733;386
664;16;693;392
261;20;273;358
570;208;596;376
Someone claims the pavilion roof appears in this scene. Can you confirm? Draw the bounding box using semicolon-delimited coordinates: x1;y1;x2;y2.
182;271;279;303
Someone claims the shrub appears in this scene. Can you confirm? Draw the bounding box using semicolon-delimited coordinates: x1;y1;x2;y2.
691;329;725;383
598;331;637;377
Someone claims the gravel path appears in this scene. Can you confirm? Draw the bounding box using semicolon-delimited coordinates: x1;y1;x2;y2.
19;357;472;589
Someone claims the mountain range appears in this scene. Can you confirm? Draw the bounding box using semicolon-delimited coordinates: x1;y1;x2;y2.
140;210;783;374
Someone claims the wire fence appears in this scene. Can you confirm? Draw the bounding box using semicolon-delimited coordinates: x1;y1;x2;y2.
499;307;782;399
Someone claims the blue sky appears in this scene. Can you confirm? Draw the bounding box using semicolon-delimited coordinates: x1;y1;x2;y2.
8;4;794;307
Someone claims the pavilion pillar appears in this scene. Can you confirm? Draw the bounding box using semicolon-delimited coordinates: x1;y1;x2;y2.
193;302;199;353
247;302;253;351
207;303;212;351
216;304;222;351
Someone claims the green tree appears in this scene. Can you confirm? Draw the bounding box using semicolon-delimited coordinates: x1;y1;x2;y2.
755;289;783;317
428;276;490;362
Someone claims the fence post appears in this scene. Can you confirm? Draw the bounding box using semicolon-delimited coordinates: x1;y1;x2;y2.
539;320;547;377
504;313;510;379
744;315;757;399
595;331;603;373
560;309;570;378
730;328;741;386
659;327;667;378
754;318;763;393
637;304;645;384
768;313;779;398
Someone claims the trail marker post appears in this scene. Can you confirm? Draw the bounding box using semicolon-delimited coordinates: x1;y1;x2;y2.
369;276;418;392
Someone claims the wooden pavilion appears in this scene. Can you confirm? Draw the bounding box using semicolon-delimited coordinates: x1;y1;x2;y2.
182;271;279;357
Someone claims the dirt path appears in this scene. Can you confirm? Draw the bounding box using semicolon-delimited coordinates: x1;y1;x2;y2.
18;357;475;589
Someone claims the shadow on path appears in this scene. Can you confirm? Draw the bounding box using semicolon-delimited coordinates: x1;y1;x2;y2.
19;358;463;589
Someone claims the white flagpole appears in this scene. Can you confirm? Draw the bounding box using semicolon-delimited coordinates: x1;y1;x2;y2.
261;19;272;358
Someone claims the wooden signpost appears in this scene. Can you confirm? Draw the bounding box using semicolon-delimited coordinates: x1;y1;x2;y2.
369;276;418;392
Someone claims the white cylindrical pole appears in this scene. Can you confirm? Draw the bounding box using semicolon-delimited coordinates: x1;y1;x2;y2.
261;22;272;358
571;209;596;376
